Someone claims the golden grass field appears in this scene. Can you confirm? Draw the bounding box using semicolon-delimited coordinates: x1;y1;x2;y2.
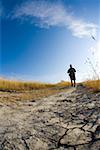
0;79;71;103
0;78;100;104
0;78;100;92
0;79;70;91
83;79;100;92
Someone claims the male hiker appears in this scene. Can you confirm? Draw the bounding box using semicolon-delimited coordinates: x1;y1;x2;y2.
67;64;76;87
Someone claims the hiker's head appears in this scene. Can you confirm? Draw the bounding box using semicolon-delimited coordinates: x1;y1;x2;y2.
70;64;72;68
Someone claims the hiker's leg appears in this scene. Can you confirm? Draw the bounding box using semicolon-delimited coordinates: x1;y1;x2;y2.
71;79;73;86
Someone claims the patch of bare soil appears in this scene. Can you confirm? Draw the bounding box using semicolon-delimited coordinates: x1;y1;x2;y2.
0;86;99;150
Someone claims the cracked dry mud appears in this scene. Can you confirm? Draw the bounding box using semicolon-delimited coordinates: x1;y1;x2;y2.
0;86;100;150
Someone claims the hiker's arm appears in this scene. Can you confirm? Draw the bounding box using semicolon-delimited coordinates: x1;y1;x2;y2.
67;69;69;73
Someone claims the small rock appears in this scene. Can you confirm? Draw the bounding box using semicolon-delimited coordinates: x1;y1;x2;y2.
87;103;95;109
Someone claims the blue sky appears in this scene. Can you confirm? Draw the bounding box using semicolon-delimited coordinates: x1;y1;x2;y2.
0;0;100;82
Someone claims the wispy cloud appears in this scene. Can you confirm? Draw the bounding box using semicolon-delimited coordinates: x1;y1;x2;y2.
10;0;97;38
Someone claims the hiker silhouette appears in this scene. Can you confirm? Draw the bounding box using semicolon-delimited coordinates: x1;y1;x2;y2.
67;64;76;87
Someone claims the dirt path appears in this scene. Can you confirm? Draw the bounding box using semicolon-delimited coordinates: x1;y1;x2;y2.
0;86;100;150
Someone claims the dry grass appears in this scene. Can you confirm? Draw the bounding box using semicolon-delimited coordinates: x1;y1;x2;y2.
0;79;54;91
0;79;70;103
83;79;100;92
0;79;70;91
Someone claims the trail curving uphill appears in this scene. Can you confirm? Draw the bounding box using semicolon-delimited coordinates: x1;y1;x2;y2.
0;86;100;150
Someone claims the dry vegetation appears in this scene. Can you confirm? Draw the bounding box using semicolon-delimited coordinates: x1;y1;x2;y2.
0;79;70;91
83;79;100;92
0;79;55;91
0;78;100;104
0;79;70;103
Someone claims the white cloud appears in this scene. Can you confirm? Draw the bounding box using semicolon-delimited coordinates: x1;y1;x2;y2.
11;0;98;38
67;19;97;38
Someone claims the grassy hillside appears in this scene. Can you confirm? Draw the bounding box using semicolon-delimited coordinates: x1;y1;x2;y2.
83;79;100;92
0;78;100;103
0;79;70;91
0;79;71;102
